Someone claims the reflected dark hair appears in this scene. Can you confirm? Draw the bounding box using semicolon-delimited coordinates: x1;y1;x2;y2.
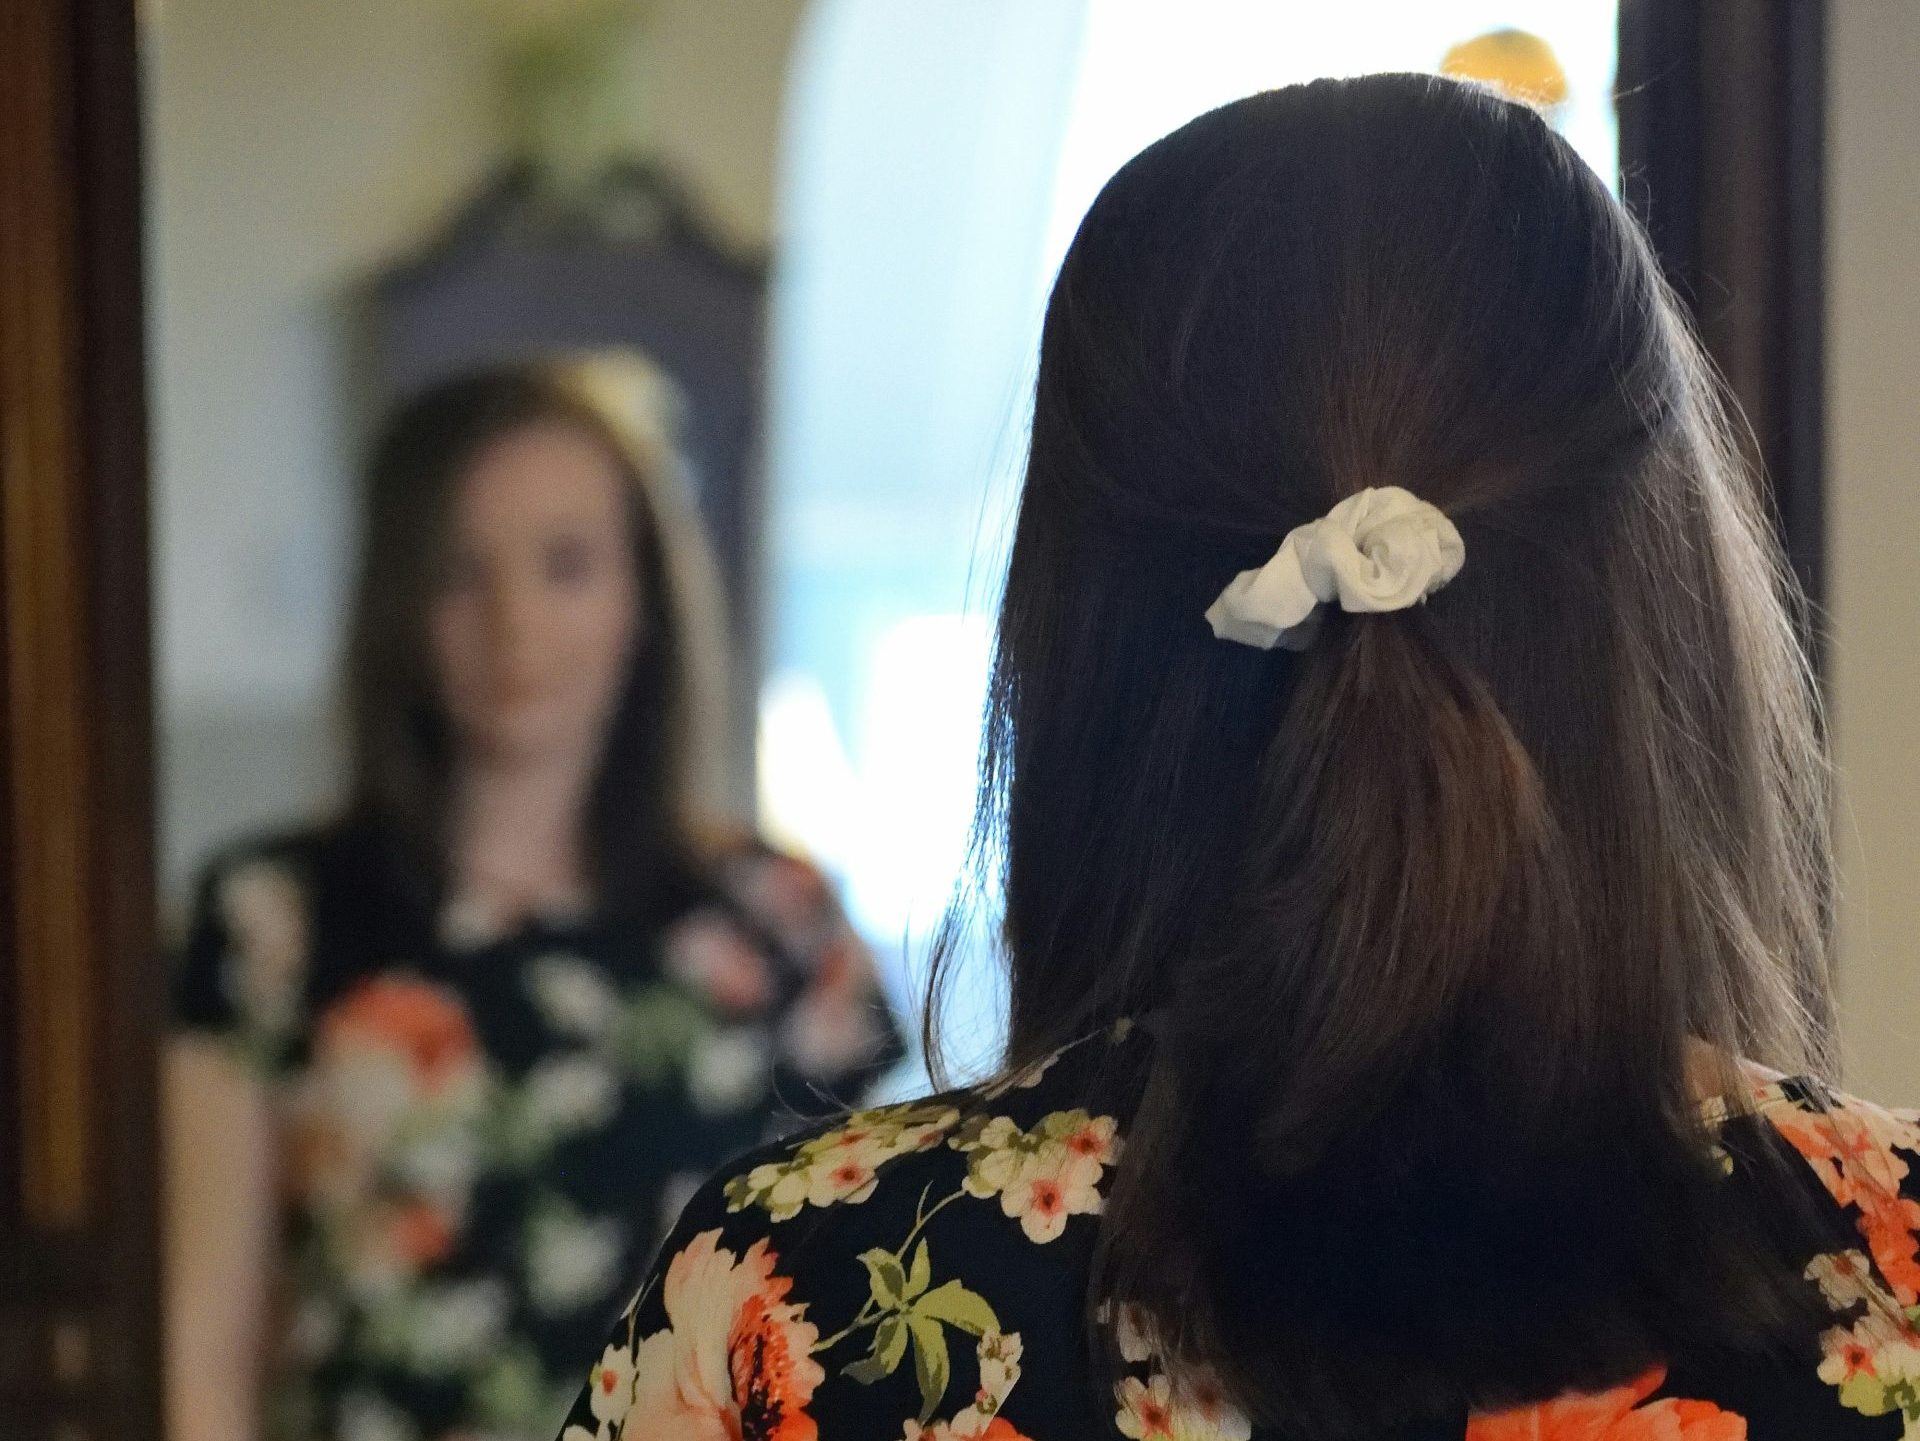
342;359;727;913
932;76;1835;1434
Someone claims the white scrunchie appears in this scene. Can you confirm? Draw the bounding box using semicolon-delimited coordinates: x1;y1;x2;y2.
1204;486;1465;650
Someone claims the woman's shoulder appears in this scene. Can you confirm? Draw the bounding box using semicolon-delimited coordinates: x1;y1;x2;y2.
193;822;327;886
1732;1066;1920;1180
1724;1069;1920;1420
715;1022;1139;1237
189;819;397;908
582;1024;1151;1441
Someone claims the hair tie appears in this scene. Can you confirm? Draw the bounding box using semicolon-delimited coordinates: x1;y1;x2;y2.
1204;486;1465;650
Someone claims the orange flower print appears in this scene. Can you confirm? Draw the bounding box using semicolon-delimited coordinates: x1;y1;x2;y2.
1466;1367;1745;1441
383;1199;457;1268
665;912;775;1015
1769;1099;1920;1305
732;853;831;940
316;977;479;1095
1116;1372;1253;1441
1835;1337;1878;1381
1812;1307;1920;1425
621;1229;823;1441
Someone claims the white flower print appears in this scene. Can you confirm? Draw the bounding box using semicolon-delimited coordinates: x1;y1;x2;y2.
390;1128;484;1200
1807;1249;1888;1312
953;1108;1119;1243
1814;1307;1920;1422
686;1027;772;1115
958;1117;1028;1201
218;860;309;1045
289;978;493;1306
526;954;619;1041
724;1102;963;1222
1117;1375;1181;1441
284;1294;344;1364
526;1200;626;1316
521;1054;620;1137
999;1149;1104;1244
1116;1373;1253;1441
805;1149;881;1208
337;1389;419;1441
966;1329;1025;1431
586;1340;637;1427
394;1279;511;1374
736;1156;814;1222
900;1330;1027;1439
1096;1299;1158;1364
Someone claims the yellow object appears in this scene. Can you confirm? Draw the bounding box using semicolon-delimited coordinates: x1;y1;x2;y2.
1441;28;1571;109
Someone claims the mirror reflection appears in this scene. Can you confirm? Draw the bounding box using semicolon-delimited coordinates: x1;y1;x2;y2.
149;4;1620;1439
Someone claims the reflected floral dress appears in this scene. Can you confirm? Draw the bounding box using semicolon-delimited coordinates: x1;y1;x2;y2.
172;821;901;1441
554;1019;1920;1441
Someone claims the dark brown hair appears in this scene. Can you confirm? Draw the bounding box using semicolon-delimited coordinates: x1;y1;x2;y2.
342;358;727;913
933;76;1835;1434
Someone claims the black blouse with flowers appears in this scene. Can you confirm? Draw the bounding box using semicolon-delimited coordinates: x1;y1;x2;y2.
555;1018;1920;1441
173;821;900;1441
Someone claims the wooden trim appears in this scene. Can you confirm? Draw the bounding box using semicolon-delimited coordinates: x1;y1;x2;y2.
0;0;159;1434
0;0;97;1239
1617;0;1827;628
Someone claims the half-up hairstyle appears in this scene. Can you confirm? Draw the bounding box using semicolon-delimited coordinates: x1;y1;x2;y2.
930;74;1834;1437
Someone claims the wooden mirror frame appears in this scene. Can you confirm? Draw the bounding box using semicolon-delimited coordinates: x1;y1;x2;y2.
0;0;159;1435
0;4;1829;1438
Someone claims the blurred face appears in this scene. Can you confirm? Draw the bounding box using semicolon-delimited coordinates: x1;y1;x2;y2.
429;421;642;769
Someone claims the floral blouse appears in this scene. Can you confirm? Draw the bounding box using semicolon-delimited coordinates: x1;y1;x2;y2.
172;822;900;1441
556;1018;1920;1441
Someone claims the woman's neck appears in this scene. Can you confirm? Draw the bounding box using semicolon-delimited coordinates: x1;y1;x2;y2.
446;750;596;921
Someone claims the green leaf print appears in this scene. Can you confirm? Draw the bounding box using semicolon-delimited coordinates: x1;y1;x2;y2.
613;985;712;1088
906;1312;951;1425
858;1247;909;1310
913;1278;999;1338
844;1314;910;1385
905;1237;932;1300
471;1344;549;1431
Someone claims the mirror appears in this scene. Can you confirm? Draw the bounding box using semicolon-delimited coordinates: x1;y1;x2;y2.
144;4;1622;1440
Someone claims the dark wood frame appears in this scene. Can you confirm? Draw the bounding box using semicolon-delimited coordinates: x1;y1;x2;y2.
0;0;159;1436
1618;0;1828;624
0;4;1833;1439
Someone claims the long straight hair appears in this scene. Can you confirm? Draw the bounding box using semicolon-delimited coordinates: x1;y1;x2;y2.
342;358;729;916
932;76;1835;1435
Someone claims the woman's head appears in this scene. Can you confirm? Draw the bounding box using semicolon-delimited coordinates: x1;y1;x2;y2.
345;359;726;899
956;75;1832;1429
428;414;642;769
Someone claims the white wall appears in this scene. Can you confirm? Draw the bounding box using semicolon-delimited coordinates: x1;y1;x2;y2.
143;0;805;907
1827;0;1920;1099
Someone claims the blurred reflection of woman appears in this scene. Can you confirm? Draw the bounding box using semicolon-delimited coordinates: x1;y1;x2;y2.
165;360;899;1441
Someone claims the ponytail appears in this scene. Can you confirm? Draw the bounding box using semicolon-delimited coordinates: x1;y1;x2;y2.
1090;610;1817;1435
